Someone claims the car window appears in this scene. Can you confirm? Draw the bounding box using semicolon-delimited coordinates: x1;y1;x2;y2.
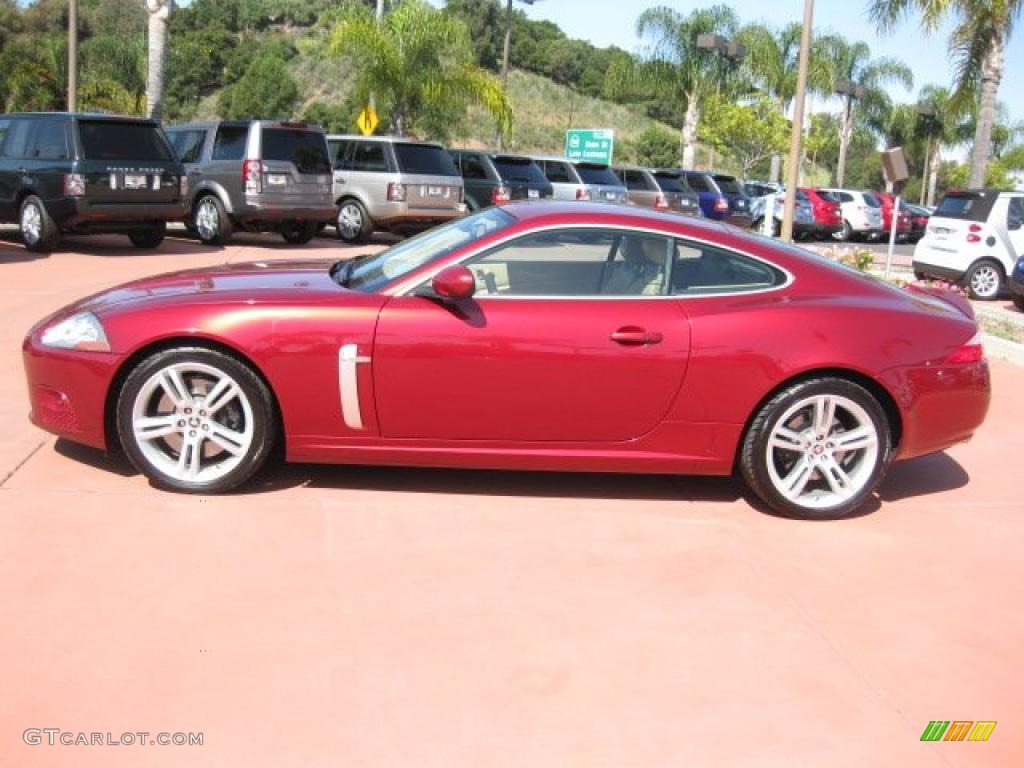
170;129;206;164
1008;198;1024;229
543;161;573;183
393;143;458;176
459;154;488;180
576;164;621;186
714;176;743;195
933;192;993;222
77;120;174;161
346;141;388;172
2;119;36;159
862;192;881;208
670;240;786;295
796;190;808;203
28;119;68;160
624;170;654;191
687;173;710;192
262;128;331;174
469;228;671;297
211;125;248;161
493;156;547;184
654;172;688;193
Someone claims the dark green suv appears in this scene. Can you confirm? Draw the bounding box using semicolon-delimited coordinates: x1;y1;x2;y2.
0;112;189;252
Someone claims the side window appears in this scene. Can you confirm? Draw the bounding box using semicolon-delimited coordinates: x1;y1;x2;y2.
670;239;785;295
460;154;487;180
331;140;351;169
544;161;572;183
349;141;387;172
29;120;68;160
211;125;248;160
1;118;33;159
170;130;205;164
467;229;671;297
1007;197;1024;230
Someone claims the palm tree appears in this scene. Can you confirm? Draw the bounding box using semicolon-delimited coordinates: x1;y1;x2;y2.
329;0;511;138
738;22;834;181
628;5;740;168
821;37;912;186
869;0;1024;188
916;85;966;205
145;0;172;121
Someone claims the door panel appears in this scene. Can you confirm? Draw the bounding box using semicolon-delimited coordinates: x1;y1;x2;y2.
372;297;690;442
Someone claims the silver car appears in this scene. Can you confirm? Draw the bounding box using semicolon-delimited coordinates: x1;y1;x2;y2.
533;157;629;204
613;166;702;217
327;135;466;243
165;120;335;246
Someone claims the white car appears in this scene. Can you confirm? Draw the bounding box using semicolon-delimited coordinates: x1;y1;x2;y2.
912;189;1024;299
819;188;884;241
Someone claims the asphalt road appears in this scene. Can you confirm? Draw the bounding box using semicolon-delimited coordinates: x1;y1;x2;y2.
1;229;1021;766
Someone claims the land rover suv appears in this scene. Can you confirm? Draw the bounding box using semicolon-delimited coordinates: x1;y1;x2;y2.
327;135;466;243
165;120;335;246
0;112;188;251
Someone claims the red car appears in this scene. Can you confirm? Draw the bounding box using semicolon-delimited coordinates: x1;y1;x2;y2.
875;192;914;240
800;188;845;237
23;202;990;519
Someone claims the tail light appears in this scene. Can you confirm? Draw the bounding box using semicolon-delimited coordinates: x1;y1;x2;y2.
387;182;406;202
491;185;511;204
575;187;591;201
179;175;189;196
654;193;669;210
966;223;983;243
714;197;729;212
242;159;262;193
63;173;86;197
945;331;985;364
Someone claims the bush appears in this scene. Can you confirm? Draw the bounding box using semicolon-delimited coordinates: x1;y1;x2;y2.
219;53;298;119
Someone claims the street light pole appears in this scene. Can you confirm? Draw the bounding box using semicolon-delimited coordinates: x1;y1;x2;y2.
67;0;78;111
499;0;537;149
780;0;813;243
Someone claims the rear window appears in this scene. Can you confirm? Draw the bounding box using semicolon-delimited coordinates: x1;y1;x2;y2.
934;193;991;222
713;176;743;195
77;120;174;162
493;156;547;184
862;192;881;208
262;128;331;174
393;143;458;176
654;172;689;193
576;164;621;186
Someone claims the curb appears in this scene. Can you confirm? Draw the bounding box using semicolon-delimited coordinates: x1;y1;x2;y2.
983;333;1024;367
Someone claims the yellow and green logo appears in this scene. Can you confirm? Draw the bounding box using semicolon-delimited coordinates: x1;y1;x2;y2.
921;721;996;742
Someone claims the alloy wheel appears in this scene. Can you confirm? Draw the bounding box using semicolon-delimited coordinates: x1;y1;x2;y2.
195;201;220;242
969;264;1000;299
21;203;41;244
337;203;362;240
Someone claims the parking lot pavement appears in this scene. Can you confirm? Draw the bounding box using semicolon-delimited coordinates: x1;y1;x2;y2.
2;232;1022;766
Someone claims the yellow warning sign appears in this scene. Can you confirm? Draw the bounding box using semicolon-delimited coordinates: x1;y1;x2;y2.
356;106;379;136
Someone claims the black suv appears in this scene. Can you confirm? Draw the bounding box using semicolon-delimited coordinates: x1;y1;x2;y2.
448;150;553;211
0;112;188;251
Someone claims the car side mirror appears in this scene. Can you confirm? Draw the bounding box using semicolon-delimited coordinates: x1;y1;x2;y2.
427;264;476;301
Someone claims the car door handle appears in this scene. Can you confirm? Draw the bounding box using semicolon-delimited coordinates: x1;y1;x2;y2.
610;327;663;345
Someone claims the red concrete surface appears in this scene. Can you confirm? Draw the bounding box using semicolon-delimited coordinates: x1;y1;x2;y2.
1;227;1022;766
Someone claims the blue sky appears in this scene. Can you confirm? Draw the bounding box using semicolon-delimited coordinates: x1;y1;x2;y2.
428;0;1024;122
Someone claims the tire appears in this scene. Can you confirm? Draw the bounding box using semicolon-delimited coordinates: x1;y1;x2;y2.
740;377;891;519
128;223;167;249
281;220;318;245
116;347;277;494
19;195;61;252
335;199;372;243
1013;295;1024;312
193;194;233;246
964;259;1003;300
832;220;852;242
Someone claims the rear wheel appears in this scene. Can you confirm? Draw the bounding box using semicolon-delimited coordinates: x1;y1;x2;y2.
116;347;277;493
832;220;852;242
20;195;61;252
965;260;1003;300
193;194;233;246
128;223;167;249
281;221;318;245
740;378;891;519
336;199;372;243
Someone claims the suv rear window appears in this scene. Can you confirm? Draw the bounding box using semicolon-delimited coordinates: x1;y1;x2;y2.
862;192;881;208
393;143;458;176
262;129;331;174
713;176;743;195
493;156;547;184
576;164;621;186
654;172;690;193
934;192;993;222
77;120;174;161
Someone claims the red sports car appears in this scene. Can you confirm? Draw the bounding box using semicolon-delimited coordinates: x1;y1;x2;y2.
22;202;990;518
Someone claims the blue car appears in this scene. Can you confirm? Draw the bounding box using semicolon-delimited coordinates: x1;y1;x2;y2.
1009;254;1024;311
681;170;755;228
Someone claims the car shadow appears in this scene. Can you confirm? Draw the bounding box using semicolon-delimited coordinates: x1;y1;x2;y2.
0;231;49;262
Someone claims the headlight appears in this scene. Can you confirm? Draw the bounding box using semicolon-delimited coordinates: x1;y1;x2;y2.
40;312;111;352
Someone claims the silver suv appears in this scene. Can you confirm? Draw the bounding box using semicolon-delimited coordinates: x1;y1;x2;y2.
533;157;629;204
327;135;465;243
166;120;335;246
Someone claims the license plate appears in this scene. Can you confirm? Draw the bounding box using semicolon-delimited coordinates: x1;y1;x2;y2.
124;174;147;190
427;185;444;197
737;200;746;208
528;189;540;199
935;228;949;240
604;191;617;200
267;174;287;186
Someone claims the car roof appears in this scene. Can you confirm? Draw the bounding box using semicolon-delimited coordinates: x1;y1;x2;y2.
501;200;728;235
5;112;158;124
326;134;444;148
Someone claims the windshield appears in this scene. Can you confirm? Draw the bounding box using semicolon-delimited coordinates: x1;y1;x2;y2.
338;208;517;292
394;143;459;176
576;164;622;186
493;157;547;184
78;120;175;162
262;129;331;174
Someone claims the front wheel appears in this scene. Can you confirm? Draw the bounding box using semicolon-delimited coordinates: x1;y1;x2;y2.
336;199;372;243
740;378;891;519
193;195;233;246
116;347;277;493
20;195;61;252
965;260;1003;300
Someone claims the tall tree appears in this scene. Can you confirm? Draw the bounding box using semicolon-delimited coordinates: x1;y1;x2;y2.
821;36;912;186
329;0;511;137
869;0;1024;188
145;0;173;120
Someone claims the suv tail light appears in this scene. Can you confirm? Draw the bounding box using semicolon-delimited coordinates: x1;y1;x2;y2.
945;331;985;364
242;159;263;193
966;223;983;243
491;185;511;204
179;175;189;196
387;182;406;202
63;173;86;197
714;196;729;212
654;193;669;210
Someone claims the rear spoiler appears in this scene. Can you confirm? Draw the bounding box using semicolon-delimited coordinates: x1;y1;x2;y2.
905;283;974;319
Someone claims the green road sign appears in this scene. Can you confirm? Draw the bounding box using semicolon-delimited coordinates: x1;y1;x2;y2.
565;129;615;164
